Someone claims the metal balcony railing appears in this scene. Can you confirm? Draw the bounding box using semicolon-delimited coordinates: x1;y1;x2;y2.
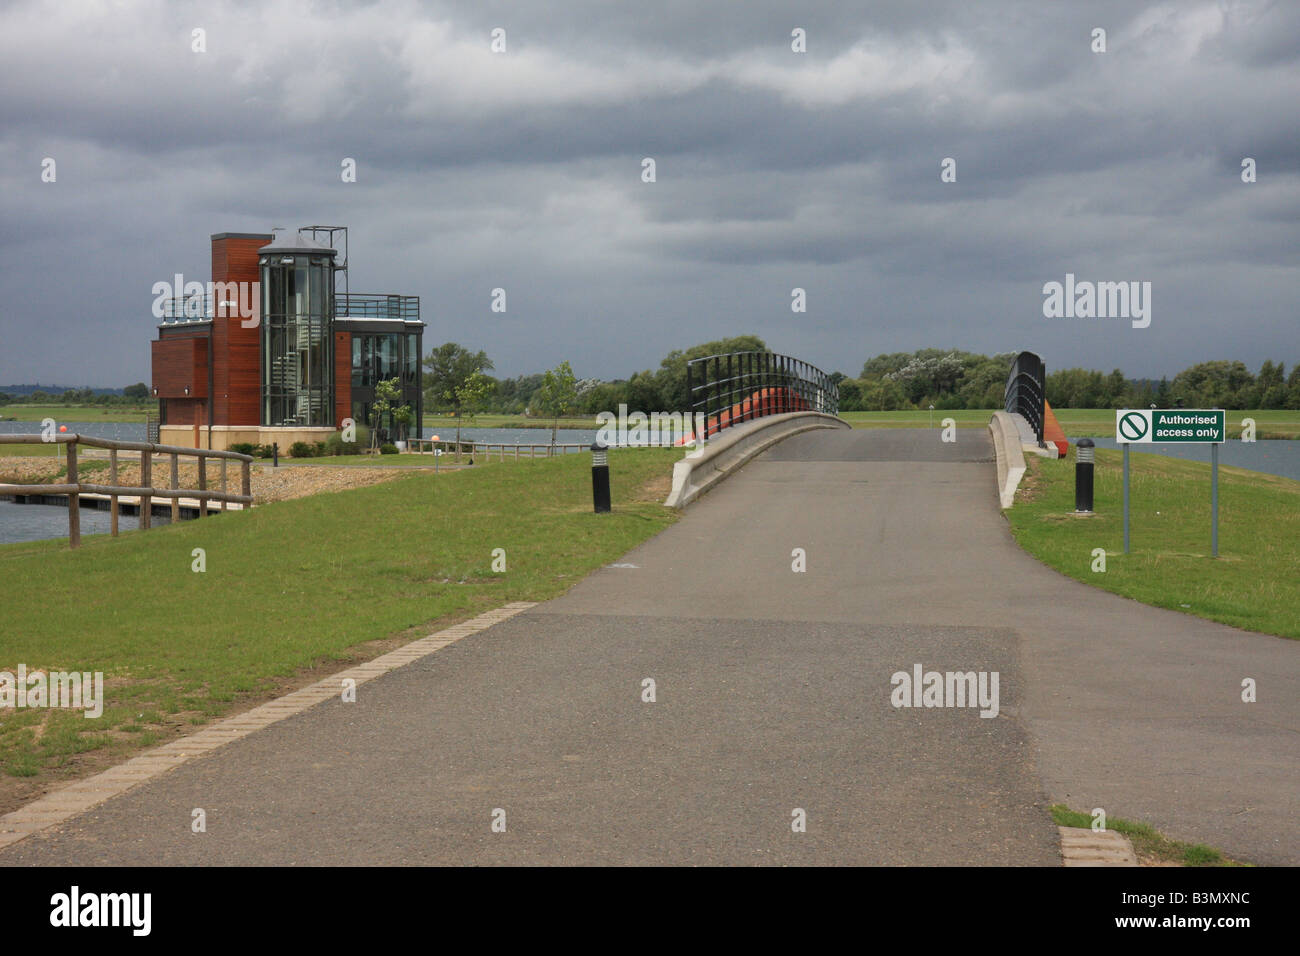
337;294;420;321
156;293;420;324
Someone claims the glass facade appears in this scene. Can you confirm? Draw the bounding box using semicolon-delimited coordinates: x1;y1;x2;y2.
261;255;332;426
351;331;416;388
350;330;421;440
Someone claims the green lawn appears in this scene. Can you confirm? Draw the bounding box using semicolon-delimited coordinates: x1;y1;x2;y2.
0;449;680;784
839;409;1298;438
0;404;158;423
1005;447;1300;638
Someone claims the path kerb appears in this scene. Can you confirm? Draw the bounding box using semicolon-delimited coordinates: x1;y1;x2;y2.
988;411;1028;509
0;601;537;850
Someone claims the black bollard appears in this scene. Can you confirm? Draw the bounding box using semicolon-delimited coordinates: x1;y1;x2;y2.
1075;438;1094;513
591;440;611;513
272;442;279;468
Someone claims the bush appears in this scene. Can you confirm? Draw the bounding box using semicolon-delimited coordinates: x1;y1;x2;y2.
256;444;276;459
324;431;360;457
380;443;399;455
289;441;316;459
313;441;327;456
228;442;257;456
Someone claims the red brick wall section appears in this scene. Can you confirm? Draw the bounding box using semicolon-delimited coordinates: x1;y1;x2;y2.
334;332;351;429
151;337;208;398
211;236;269;426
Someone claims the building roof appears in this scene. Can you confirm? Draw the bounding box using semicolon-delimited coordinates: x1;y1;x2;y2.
258;231;338;256
211;232;274;241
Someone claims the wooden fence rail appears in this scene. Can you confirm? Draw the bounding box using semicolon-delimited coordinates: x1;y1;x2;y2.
0;434;253;549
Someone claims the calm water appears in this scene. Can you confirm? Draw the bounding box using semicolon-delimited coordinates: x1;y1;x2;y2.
1089;438;1300;482
0;498;170;545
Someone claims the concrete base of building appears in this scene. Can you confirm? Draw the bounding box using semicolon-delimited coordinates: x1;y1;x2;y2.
160;425;337;452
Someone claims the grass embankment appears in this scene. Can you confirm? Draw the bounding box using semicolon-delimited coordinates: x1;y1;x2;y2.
0;404;157;423
0;448;680;803
1050;806;1247;866
1006;447;1299;638
839;409;1298;438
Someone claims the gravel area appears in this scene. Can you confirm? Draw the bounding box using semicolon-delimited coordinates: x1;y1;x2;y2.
0;456;419;504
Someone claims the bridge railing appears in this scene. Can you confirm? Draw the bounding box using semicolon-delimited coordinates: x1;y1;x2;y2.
686;351;838;440
1004;351;1046;444
0;435;254;549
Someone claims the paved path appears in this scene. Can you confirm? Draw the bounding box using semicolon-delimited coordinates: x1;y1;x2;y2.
2;429;1295;865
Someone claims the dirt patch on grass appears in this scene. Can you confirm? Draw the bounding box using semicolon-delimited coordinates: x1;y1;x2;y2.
0;455;412;505
1013;454;1045;504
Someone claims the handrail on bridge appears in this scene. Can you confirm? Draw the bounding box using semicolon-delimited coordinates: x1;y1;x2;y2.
1004;351;1046;445
686;351;838;440
0;434;254;549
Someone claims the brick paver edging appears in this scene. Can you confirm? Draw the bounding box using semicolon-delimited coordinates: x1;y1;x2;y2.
0;602;537;850
1058;826;1139;866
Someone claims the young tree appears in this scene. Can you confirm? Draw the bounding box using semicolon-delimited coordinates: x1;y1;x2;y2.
424;343;494;458
449;369;493;460
536;360;578;450
368;377;408;450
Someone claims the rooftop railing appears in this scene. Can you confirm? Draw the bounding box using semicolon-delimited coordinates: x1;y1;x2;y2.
337;294;420;321
156;293;421;325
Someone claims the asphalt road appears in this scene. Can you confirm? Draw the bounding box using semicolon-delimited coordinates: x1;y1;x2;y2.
3;428;1295;865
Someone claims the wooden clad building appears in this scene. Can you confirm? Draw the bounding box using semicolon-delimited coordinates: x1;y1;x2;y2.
151;228;423;451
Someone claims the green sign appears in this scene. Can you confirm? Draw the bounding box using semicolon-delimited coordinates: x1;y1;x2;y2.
1116;409;1225;444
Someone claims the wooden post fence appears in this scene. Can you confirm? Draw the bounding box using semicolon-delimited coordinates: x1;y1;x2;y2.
0;434;255;549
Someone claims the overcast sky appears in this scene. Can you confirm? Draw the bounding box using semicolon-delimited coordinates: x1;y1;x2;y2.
1;0;1296;387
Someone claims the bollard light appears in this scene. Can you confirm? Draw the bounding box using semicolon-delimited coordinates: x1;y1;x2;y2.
1074;438;1094;513
591;440;611;513
272;441;279;468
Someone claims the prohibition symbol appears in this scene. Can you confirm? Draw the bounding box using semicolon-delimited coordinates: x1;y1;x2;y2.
1118;412;1148;441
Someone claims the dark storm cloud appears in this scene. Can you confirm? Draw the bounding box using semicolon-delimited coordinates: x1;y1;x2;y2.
0;0;1296;387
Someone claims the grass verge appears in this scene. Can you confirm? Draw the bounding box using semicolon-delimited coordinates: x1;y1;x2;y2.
1005;447;1299;638
1050;805;1249;866
0;448;680;807
0;404;158;423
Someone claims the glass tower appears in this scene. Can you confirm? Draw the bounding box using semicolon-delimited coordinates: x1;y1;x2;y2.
259;234;336;427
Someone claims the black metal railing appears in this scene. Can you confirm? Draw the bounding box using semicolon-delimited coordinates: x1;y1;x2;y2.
1004;350;1045;444
685;350;838;440
337;294;420;321
155;293;421;324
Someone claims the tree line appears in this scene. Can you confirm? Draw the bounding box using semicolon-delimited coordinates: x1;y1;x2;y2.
426;342;1300;417
0;384;151;405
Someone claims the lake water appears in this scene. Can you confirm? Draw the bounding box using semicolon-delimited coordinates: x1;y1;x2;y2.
1088;438;1300;482
0;498;169;545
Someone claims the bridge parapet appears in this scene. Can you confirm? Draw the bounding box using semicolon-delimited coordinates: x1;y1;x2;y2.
686;351;838;441
664;411;847;509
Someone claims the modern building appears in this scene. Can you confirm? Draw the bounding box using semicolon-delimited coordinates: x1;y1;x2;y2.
151;227;423;451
